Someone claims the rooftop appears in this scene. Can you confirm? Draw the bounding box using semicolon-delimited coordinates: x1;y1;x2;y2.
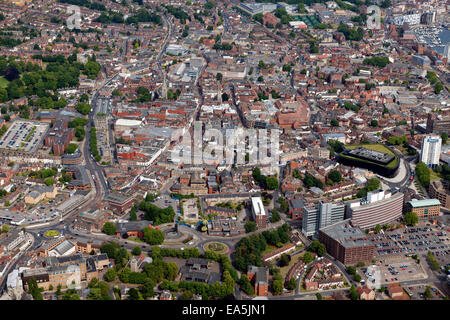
408;198;441;208
319;219;372;248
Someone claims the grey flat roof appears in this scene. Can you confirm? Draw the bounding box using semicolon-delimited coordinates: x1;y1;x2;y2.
319;219;372;248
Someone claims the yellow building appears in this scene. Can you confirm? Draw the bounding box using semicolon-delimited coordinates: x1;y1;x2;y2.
24;186;57;204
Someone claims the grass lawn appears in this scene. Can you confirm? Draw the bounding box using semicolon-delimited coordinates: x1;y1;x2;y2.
429;170;441;181
280;255;301;279
394;144;410;155
0;77;9;88
343;144;399;169
128;237;145;244
262;245;277;256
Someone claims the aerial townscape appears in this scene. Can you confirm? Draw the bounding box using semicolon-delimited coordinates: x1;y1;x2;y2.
0;0;449;304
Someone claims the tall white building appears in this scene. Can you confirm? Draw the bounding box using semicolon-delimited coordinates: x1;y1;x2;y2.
420;135;442;167
444;44;450;62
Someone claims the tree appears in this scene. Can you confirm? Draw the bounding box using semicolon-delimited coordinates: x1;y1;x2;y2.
56;284;62;296
87;288;103;300
165;262;179;281
245;221;258;233
434;82;443;94
330;119;339;126
272;279;283;295
404;212;418;226
44;177;54;186
216;73;223;82
375;224;382;232
128;288;142;300
354;273;362;282
102;222;117;235
270;209;281;223
328;170;342;183
309;42;319;54
1;224;10;233
346;266;356;275
316;293;322;300
424;286;432;300
370;119;378;127
266;176;278;190
65;143;78;154
27;278;43;300
278;254;291;267
142;227;164;245
84;60;101;80
132;245;141;256
75;103;90;115
442;132;448;145
142;278;156;298
104;268;117;282
301;252;313;264
129;205;138;221
349;285;359;300
239;275;254;296
287;278;297;291
415;161;430;188
317;244;326;257
181;290;193;300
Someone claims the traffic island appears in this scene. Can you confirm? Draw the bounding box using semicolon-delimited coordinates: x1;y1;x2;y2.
203;241;229;254
44;230;60;238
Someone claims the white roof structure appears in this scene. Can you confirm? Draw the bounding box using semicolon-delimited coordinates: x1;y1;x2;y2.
7;267;29;288
115;119;142;127
251;197;266;216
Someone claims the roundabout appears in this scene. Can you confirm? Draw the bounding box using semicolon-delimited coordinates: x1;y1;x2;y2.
44;230;60;238
203;241;229;254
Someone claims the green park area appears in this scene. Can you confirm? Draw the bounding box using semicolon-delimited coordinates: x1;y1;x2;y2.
342;144;399;169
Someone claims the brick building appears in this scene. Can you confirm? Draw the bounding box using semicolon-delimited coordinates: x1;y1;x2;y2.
406;199;441;218
44;118;74;155
104;192;135;214
247;266;269;296
429;180;450;209
318;219;375;265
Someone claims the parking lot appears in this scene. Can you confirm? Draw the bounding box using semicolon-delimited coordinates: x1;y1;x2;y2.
369;223;450;264
0;120;49;153
360;257;427;288
404;284;445;300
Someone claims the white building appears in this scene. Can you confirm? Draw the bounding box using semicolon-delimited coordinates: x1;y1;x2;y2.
444;44;450;62
251;197;266;228
391;14;421;26
421;135;442;168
